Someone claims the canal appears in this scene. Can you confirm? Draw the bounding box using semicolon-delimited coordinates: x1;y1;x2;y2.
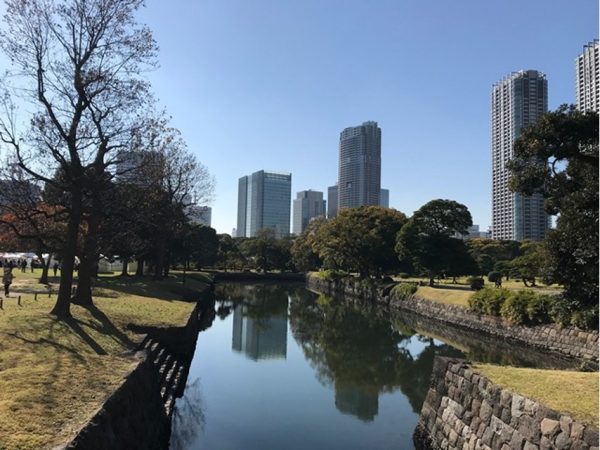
169;282;571;450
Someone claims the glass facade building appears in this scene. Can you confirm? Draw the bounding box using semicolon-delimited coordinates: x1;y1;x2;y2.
338;121;381;209
292;190;326;235
491;70;550;241
237;170;292;238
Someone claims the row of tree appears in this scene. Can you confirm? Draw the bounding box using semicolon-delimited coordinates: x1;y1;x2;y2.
0;0;213;318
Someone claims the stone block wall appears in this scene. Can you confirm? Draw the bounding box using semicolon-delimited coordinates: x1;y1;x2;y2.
65;299;211;449
306;274;599;365
414;357;599;450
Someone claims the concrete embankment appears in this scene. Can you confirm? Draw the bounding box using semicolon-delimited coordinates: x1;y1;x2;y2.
306;274;599;366
210;271;305;283
65;295;215;450
414;357;599;450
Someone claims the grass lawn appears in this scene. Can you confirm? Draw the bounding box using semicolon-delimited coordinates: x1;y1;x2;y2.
0;270;203;449
476;364;599;427
394;275;561;308
415;286;473;307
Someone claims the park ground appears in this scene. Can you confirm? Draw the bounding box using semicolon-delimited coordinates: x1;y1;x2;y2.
393;275;562;307
0;269;209;450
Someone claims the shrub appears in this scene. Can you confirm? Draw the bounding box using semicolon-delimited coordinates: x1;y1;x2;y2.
317;269;348;281
501;290;537;324
468;276;485;291
526;294;553;324
392;282;418;301
397;273;411;279
487;271;502;283
549;296;573;328
469;287;511;316
570;305;599;330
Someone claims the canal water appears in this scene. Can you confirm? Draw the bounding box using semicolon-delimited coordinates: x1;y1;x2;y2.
169;283;567;450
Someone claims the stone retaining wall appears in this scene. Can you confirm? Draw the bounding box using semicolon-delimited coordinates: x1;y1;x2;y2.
414;357;599;450
65;298;212;449
306;274;599;365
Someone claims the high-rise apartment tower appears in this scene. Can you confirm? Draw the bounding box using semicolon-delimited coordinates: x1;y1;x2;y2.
292;190;326;235
338;121;381;209
576;40;599;112
237;170;291;238
491;70;550;241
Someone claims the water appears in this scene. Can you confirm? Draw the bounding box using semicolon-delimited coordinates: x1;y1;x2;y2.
170;283;571;450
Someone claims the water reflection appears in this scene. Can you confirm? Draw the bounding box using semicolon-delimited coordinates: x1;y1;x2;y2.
170;378;206;450
232;302;288;360
288;291;464;420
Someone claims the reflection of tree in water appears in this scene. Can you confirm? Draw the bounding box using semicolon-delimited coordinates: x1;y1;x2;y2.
170;377;206;450
288;291;463;420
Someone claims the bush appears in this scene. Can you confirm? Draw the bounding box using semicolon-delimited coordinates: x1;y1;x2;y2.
469;287;511;316
487;271;502;283
570;305;599;330
549;296;573;328
468;276;485;291
317;269;348;281
526;294;553;324
501;290;537;324
397;273;411;279
392;282;418;301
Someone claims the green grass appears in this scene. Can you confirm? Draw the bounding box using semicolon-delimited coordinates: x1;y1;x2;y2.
476;364;599;427
0;273;202;449
416;286;473;307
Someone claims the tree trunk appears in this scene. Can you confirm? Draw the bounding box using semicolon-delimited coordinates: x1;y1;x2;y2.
50;189;82;318
522;277;530;287
39;252;51;285
75;199;101;307
74;256;94;306
136;259;144;277
429;272;435;287
120;259;128;277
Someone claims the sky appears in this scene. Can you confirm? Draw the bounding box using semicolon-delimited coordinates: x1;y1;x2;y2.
136;0;598;235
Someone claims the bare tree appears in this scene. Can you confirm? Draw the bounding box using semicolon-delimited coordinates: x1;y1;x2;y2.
0;0;157;317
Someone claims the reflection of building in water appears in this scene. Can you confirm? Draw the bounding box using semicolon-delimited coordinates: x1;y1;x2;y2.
232;304;287;360
334;381;379;422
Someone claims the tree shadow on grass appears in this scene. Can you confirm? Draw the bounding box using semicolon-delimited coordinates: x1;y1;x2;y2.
5;331;85;362
63;317;107;356
95;275;206;302
430;284;473;292
80;304;136;350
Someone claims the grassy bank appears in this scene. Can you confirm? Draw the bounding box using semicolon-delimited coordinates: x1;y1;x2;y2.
476;364;599;427
0;271;205;449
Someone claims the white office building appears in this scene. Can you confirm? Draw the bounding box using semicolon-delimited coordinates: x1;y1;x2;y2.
576;40;599;112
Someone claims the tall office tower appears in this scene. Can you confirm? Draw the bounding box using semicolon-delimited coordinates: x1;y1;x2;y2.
292;190;326;235
576;40;599;112
379;189;389;208
186;205;212;227
491;70;550;241
236;170;292;238
338;121;381;209
327;184;338;218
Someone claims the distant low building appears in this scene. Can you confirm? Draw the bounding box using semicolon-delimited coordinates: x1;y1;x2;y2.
455;225;490;240
186;205;212;227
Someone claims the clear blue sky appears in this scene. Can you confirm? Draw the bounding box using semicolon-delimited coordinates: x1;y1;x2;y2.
137;0;598;234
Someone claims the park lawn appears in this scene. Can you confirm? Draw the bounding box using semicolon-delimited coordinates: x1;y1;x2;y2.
416;286;473;307
0;276;200;450
475;364;599;428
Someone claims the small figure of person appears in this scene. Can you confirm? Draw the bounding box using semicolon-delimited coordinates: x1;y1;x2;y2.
52;262;59;277
20;259;27;273
3;268;14;297
495;278;502;288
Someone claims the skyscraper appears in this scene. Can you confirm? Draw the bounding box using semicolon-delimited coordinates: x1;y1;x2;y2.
237;170;292;238
491;70;550;241
338;121;381;209
327;184;338;218
576;40;599;112
292;190;326;235
379;189;389;208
